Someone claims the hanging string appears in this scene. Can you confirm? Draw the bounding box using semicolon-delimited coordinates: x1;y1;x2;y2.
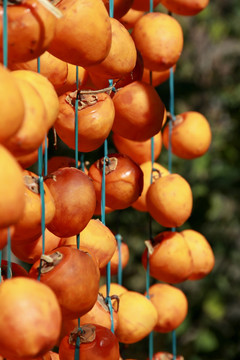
2;0;8;68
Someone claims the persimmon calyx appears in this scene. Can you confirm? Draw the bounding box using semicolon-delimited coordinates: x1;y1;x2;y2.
151;168;162;181
69;325;96;345
144;240;154;255
66;91;98;110
97;156;118;174
38;252;63;274
98;293;120;313
24;175;40;194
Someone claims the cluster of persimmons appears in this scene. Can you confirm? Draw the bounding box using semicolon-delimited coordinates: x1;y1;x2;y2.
0;0;213;359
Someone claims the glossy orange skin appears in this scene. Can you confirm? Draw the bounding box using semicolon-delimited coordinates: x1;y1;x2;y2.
59;324;120;360
132;161;169;212
115;291;158;344
131;0;161;11
0;277;61;359
142;231;193;283
102;0;134;19
9;51;68;90
12;70;59;131
100;241;129;276
149;352;184;360
0;64;24;143
0;0;56;63
119;8;144;30
29;246;100;319
112;132;162;166
112;81;166;141
88;153;143;210
162;111;212;159
146;283;188;332
11;170;56;244
60;219;117;269
0;260;28;280
0;145;25;229
55;92;115;153
11;229;61;264
48;0;112;67
45;167;96;237
132;13;183;71
87;18;137;79
161;0;209;16
181;229;215;280
3;76;47;157
146;173;193;228
142;65;176;87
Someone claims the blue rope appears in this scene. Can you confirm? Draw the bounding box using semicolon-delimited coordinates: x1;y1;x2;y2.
2;0;8;67
116;234;122;286
7;227;11;279
75;97;79;168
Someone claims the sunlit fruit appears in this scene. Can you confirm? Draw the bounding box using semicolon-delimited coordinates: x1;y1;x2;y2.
59;324;120;360
146;283;188;332
29;246;100;319
160;0;209;16
119;8;144;30
142;231;193;283
132;12;183;71
99;283;128;298
45;167;96;237
56;64;89;96
162;111;212;159
146;173;193;228
0;277;61;359
100;240;129;276
88;153;143;210
112;81;166;141
181;229;215;280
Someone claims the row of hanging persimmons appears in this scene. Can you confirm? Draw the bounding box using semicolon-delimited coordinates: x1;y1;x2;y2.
0;0;212;359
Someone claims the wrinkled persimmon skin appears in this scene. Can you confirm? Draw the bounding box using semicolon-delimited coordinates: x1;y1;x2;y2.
88;153;144;210
29;246;100;319
54;91;115;153
142;231;193;283
45;167;96;237
160;0;209;16
59;324;120;360
48;0;112;67
0;0;56;63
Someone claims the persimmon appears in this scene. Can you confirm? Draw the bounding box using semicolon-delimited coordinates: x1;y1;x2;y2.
0;227;14;250
99;283;128;298
59;324;120;360
0;277;61;359
11;229;61;264
112;132;162;165
88;153;143;210
0;145;25;229
45;167;96;237
132;13;184;71
112;81;166;141
119;8;144;30
131;0;161;11
132;161;169;212
3;76;47;157
146;283;188;332
150;352;184;360
146;173;193;228
114;291;158;344
0;64;24;143
100;240;129;276
60;219;117;270
142;65;176;87
8;51;68;90
12;70;59;131
48;0;112;67
160;0;209;16
15;137;47;169
0;260;28;280
0;0;57;63
94;202;114;216
47;156;84;174
162;111;212;159
54;90;115;153
142;231;193;283
29;246;100;319
87;17;137;79
181;229;215;280
102;0;134;19
56;63;89;96
11;170;56;243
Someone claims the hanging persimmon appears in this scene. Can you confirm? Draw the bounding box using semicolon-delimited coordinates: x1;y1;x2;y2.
48;0;112;67
88;153;143;210
132;12;183;71
0;260;28;280
0;0;57;63
0;227;14;250
54;89;115;153
160;0;209;16
56;63;89;96
131;0;161;11
100;240;129;276
99;283;128;298
29;246;100;319
119;8;144;30
162;111;212;159
15;138;47;170
102;0;134;19
112;81;166;141
142;65;176;87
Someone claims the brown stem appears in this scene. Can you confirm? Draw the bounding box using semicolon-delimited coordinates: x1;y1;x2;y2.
38;252;63;274
69;325;96;345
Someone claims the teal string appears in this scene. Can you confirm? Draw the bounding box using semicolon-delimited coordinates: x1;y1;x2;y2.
37;57;41;73
3;0;8;67
116;234;122;286
172;330;177;360
101;140;108;226
76;65;79;90
7;227;11;279
109;0;114;18
75;97;79;168
44;136;48;176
